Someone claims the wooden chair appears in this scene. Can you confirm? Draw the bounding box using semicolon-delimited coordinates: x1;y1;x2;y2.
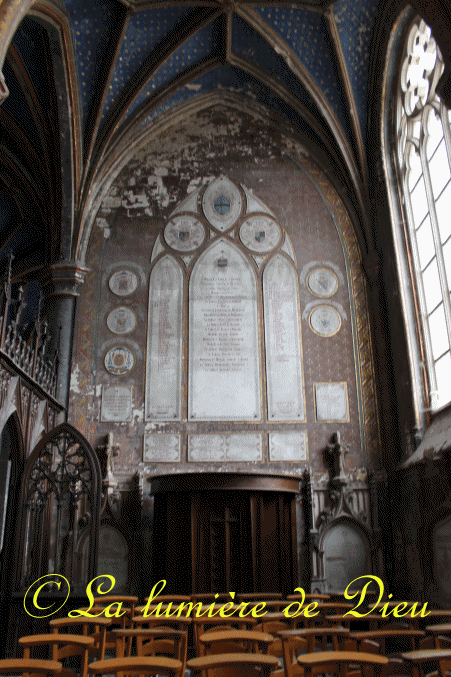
187;652;280;677
92;597;138;629
87;656;183;677
277;627;351;677
112;627;187;674
296;651;388;677
285;594;331;602
132;613;192;633
424;623;451;650
255;612;293;659
191;615;258;657
349;629;425;654
19;634;93;677
401;648;451;677
0;659;62;677
49;616;112;661
198;629;274;657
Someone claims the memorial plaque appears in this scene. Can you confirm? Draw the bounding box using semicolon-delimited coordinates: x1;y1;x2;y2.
98;525;128;592
188;433;262;462
307;268;338;297
269;432;307;461
143;434;181;462
264;256;304;420
106;306;137;335
202;177;242;231
101;385;133;422
309;305;341;336
104;346;135;375
189;239;261;420
146;256;183;420
239;215;281;252
108;269;138;296
315;382;349;421
164;215;205;252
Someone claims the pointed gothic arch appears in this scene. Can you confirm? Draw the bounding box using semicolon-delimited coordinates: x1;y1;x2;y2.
16;422;101;594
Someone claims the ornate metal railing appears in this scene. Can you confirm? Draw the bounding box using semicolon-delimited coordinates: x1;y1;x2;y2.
0;255;59;398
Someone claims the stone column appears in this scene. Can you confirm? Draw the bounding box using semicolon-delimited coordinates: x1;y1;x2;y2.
0;71;8;105
42;262;88;410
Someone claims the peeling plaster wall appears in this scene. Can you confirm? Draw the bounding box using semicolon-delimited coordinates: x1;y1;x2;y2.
69;105;379;491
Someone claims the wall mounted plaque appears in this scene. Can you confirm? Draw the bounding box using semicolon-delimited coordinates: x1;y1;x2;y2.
188;239;261;421
239;215;281;252
309;305;341;336
101;385;133;421
269;432;307;461
107;306;137;335
188;433;262;462
104;346;135;375
164;215;205;251
146;256;183;420
264;256;304;420
314;382;349;421
307;268;338;297
108;269;138;296
144;434;181;462
202;177;242;231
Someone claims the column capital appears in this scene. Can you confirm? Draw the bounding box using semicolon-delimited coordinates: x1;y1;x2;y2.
42;261;89;298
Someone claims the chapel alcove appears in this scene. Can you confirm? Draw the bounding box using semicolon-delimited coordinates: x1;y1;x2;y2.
149;473;301;596
321;520;371;592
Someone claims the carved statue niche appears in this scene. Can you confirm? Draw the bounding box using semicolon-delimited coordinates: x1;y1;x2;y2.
309;432;374;593
94;434;141;594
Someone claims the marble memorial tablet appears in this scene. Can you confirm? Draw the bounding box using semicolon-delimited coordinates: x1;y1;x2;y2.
264;256;304;420
143;434;181;462
188;240;261;420
202;177;242;231
188;433;262;462
101;385;133;421
109;269;138;296
104;346;135;375
269;432;308;461
240;215;281;252
307;268;338;297
164;214;205;251
107;306;136;334
309;305;341;336
314;382;349;421
146;256;183;420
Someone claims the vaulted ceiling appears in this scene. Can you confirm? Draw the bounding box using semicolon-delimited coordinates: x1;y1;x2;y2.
0;0;445;276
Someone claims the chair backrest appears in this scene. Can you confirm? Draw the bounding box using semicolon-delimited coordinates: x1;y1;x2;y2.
87;656;183;677
19;633;94;677
278;627;350;677
401;648;451;677
0;658;62;677
199;629;274;657
349;629;425;654
297;650;388;677
187;652;280;677
112;627;187;675
92;597;138;629
49;616;112;661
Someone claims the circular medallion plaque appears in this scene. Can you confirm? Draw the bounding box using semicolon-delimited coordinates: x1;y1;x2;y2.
307;268;338;298
106;306;137;335
104;346;135;375
309;305;341;337
164;215;205;251
108;269;138;296
202;177;242;231
239;215;281;252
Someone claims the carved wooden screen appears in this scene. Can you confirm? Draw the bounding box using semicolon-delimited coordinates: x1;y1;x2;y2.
17;423;101;594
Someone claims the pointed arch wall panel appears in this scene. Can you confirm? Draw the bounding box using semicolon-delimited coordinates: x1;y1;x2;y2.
70;103;379;480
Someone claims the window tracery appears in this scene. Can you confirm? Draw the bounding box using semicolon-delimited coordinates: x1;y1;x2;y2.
396;18;451;410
